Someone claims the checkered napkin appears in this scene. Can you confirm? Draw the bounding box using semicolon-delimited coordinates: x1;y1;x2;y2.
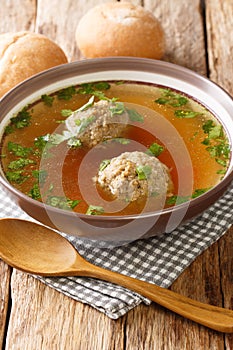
0;182;232;319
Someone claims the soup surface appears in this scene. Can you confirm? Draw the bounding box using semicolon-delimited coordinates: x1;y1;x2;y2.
0;81;230;215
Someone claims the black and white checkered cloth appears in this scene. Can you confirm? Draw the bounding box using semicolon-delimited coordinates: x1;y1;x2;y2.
0;182;232;319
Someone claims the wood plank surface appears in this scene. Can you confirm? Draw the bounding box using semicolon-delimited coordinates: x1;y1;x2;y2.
0;0;232;349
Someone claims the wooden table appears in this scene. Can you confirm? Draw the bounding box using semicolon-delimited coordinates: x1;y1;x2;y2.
0;1;233;349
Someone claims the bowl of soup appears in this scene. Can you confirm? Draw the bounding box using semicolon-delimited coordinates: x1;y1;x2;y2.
0;57;232;244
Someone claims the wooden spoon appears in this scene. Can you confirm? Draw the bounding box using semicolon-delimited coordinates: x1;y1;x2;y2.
0;218;233;333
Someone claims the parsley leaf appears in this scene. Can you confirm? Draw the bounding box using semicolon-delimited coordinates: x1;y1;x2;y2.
7;142;32;157
86;205;105;215
155;89;188;107
99;159;110;171
28;183;41;199
67;137;82;148
109;102;125;115
34;135;50;150
46;196;81;210
8;158;34;170
147;142;164;157
166;188;210;205
57;86;76;100
41;94;54;107
61;109;73;117
126;107;144;122
174;110;200;118
136;165;152;180
6;170;28;184
32;170;48;184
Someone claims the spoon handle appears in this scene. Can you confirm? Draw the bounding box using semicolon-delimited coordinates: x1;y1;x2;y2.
73;260;233;333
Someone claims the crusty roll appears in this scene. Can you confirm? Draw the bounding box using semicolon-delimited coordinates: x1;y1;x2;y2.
0;31;68;98
75;2;165;59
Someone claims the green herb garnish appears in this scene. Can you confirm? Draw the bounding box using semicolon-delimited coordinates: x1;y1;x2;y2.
8;158;34;170
191;188;210;198
99;159;110;171
86;205;105;215
77;82;110;95
202;120;230;171
166;195;190;205
166;188;210;205
34;135;50;150
9;107;32;129
78;115;96;134
147;142;164;157
67;137;82;148
61;109;73;117
46;196;81;210
7;142;32;157
174;110;200;118
28;183;41;199
136;165;152;180
155;89;188;107
41;94;54;107
109;102;125;115
32;170;48;184
6;170;28;184
57;86;76;100
126;107;144;122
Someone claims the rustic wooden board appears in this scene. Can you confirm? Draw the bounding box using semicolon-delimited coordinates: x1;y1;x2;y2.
0;0;232;349
206;0;233;94
0;262;11;350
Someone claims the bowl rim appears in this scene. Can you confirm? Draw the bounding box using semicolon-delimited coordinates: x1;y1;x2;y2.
0;57;232;221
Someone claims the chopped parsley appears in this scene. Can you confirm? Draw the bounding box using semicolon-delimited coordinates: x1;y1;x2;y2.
99;159;110;171
86;205;105;215
78;115;96;134
6;170;28;184
109;102;125;115
67;137;82;148
126;107;144;122
32;170;48;184
136;165;152;180
174;110;200;118
57;86;77;100
77;82;110;95
202;120;230;171
34;135;50;151
8;158;34;170
61;109;73;117
147;142;164;157
155;89;188;107
41;94;54;107
46;196;81;210
166;188;210;205
7;142;32;157
9;107;32;129
28;183;41;200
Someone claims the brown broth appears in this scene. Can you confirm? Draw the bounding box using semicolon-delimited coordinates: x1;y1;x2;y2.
1;82;229;215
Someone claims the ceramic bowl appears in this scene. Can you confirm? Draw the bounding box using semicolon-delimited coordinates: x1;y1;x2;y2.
0;57;232;244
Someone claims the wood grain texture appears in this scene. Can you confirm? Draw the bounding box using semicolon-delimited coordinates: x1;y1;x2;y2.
0;0;232;349
0;0;36;33
0;262;11;350
144;0;207;75
5;270;125;350
35;0;118;61
206;0;233;94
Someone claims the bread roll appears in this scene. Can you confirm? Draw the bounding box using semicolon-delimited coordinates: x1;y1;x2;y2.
76;2;164;59
0;31;68;98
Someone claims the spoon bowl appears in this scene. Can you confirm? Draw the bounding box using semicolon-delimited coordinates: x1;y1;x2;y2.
0;217;233;333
